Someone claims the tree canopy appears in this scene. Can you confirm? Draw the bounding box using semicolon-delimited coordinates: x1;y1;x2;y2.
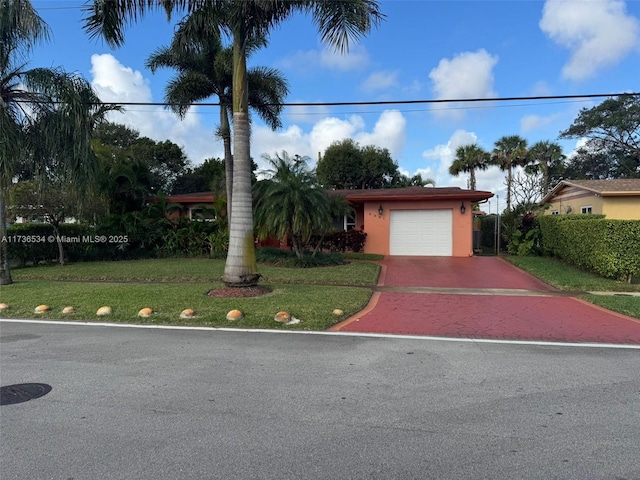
560;95;640;179
317;139;422;189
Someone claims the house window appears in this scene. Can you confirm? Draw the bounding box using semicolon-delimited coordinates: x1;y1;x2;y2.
581;206;592;214
551;210;559;215
344;215;356;231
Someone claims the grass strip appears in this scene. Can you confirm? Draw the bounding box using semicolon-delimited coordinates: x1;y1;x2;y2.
10;258;380;286
0;280;372;330
504;256;640;292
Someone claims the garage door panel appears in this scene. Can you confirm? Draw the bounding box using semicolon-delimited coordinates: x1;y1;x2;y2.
390;210;452;256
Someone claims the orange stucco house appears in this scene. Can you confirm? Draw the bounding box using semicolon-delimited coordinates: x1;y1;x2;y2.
330;186;493;257
164;186;493;257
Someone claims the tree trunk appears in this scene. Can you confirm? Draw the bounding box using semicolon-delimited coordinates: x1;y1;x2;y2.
220;106;233;223
52;222;65;267
469;169;476;191
506;164;513;212
0;190;13;285
223;32;260;287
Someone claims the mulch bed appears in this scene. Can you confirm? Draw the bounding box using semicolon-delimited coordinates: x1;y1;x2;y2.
207;286;272;298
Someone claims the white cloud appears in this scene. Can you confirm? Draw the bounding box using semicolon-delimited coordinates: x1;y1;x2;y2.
540;0;640;80
90;54;218;164
520;112;562;133
420;129;505;195
428;49;499;119
252;110;407;171
361;70;398;92
278;45;370;71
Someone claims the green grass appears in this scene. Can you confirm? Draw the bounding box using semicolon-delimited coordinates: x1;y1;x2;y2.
9;257;380;286
504;256;640;292
0;280;372;330
1;258;379;329
505;255;640;320
581;294;640;320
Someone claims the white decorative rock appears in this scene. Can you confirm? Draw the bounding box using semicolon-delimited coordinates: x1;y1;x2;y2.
34;304;51;313
138;307;153;318
226;309;244;321
180;308;196;319
0;303;9;312
333;309;344;316
96;306;112;316
62;306;75;314
274;311;291;323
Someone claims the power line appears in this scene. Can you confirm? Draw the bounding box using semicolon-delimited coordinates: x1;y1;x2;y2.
16;91;640;108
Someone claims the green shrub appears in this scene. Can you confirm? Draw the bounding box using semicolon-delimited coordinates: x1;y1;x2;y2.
538;215;640;281
256;247;345;267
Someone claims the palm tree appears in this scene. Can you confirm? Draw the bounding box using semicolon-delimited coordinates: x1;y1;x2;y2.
254;152;330;259
146;24;288;222
83;0;384;286
526;140;565;196
1;0;107;284
491;135;528;212
449;144;489;190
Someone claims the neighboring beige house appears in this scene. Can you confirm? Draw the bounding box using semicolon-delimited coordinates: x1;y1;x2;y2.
541;179;640;219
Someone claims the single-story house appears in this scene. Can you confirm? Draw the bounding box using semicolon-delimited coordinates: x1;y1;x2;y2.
161;191;216;221
540;179;640;219
163;186;494;257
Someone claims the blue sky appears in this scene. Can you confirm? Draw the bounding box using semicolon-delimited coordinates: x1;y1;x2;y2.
30;0;640;210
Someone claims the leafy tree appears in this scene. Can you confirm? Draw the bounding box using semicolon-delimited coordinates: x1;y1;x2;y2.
317;139;404;189
491;135;528;212
8;181;85;266
449;143;489;190
146;22;288;220
317;139;364;189
254;152;330;259
560;95;640;179
1;0;105;284
92;122;190;213
83;0;384;286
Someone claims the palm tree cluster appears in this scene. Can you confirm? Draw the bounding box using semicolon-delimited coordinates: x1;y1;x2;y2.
449;135;565;212
1;0;111;285
83;0;384;287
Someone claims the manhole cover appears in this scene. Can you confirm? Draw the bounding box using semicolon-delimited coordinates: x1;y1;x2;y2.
1;383;52;406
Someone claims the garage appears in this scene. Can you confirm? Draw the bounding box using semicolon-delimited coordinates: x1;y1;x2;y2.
389;209;453;256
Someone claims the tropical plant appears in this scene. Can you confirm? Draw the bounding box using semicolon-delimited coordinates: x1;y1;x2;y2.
146;23;288;220
491;135;528;212
83;0;384;286
254;152;330;259
449;143;489;190
1;0;108;284
526;141;565;196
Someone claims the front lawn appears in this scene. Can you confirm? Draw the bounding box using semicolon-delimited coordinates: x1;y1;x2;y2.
504;256;640;292
9;257;380;286
505;255;640;320
0;258;380;329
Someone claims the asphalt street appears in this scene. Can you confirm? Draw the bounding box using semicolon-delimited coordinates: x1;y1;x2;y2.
1;320;640;480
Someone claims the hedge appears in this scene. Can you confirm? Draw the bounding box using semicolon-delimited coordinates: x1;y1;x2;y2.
538;215;640;281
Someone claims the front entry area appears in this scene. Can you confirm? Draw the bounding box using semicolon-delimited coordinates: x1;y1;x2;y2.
389;209;453;256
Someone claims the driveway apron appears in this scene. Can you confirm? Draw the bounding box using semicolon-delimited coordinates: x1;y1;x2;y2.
331;256;640;345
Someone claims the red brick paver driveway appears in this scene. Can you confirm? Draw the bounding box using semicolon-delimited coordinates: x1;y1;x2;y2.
331;256;640;345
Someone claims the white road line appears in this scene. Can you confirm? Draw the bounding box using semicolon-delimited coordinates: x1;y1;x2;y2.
2;318;640;350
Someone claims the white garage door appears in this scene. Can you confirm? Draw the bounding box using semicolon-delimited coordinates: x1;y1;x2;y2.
390;210;453;256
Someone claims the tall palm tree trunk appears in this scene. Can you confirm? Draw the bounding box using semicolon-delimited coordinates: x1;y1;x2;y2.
223;33;259;286
0;190;13;285
469;169;476;190
220;108;233;222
